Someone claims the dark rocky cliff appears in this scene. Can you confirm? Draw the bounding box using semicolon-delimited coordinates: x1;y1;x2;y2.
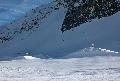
61;0;120;32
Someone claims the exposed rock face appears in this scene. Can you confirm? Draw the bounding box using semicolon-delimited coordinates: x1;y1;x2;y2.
61;0;120;32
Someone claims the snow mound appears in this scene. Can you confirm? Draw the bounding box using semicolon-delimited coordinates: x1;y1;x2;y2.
64;44;120;58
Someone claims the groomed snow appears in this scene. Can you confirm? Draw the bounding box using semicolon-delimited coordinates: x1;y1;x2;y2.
0;56;120;81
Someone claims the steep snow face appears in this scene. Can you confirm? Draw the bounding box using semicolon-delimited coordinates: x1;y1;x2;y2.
0;0;120;60
0;0;68;59
0;0;66;44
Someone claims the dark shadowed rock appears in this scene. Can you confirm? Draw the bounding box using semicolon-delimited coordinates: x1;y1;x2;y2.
61;0;120;32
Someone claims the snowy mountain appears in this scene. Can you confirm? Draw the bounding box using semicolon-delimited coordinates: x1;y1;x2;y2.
0;0;120;60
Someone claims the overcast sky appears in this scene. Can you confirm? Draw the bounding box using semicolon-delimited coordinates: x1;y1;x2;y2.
0;0;53;26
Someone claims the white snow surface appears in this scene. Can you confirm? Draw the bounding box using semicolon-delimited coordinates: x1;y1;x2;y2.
0;56;120;81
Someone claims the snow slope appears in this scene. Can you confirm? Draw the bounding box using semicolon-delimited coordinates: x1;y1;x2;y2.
0;0;120;59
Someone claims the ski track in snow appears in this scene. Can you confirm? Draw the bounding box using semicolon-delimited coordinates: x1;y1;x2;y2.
0;56;120;81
